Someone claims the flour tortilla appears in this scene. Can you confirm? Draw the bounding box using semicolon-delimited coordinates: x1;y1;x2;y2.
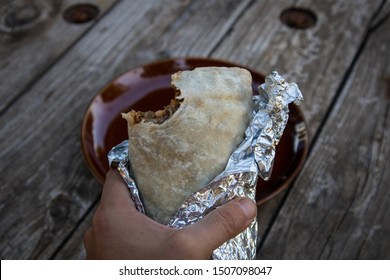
122;67;253;224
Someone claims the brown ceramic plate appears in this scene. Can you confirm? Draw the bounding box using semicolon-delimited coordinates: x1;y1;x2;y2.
81;57;308;205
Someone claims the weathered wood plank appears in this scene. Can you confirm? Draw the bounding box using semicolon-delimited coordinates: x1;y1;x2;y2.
258;16;390;259
54;205;97;260
0;0;119;113
0;0;255;259
370;0;390;29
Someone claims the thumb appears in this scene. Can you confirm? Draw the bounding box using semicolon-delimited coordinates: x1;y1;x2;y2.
183;197;257;256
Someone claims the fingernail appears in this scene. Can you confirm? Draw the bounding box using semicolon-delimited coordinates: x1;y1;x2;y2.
238;198;256;219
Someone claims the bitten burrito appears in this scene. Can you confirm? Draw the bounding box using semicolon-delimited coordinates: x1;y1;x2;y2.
122;67;253;225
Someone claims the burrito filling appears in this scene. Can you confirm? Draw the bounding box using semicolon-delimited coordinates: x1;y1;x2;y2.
125;89;183;125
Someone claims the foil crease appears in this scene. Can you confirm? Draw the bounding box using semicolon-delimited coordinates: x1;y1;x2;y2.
108;141;145;214
107;71;303;260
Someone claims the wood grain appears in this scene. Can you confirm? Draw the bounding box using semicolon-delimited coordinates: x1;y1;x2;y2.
370;0;390;29
258;15;390;259
0;0;119;114
54;205;97;260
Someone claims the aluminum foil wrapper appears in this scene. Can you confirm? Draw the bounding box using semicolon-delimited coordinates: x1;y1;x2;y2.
108;71;303;260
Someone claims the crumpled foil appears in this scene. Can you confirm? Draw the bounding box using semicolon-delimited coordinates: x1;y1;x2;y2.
108;71;303;260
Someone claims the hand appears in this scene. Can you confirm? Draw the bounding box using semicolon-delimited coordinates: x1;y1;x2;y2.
84;169;257;259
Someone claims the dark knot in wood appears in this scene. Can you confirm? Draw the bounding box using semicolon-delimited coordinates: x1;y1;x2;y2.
63;4;99;24
0;1;59;35
5;4;40;27
280;7;317;29
49;193;70;223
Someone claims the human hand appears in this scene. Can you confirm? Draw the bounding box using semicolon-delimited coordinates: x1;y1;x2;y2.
84;169;257;259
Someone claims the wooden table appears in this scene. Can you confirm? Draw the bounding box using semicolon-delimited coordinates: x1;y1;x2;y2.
1;0;389;260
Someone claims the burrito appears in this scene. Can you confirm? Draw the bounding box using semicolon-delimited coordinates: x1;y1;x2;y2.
122;67;253;224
